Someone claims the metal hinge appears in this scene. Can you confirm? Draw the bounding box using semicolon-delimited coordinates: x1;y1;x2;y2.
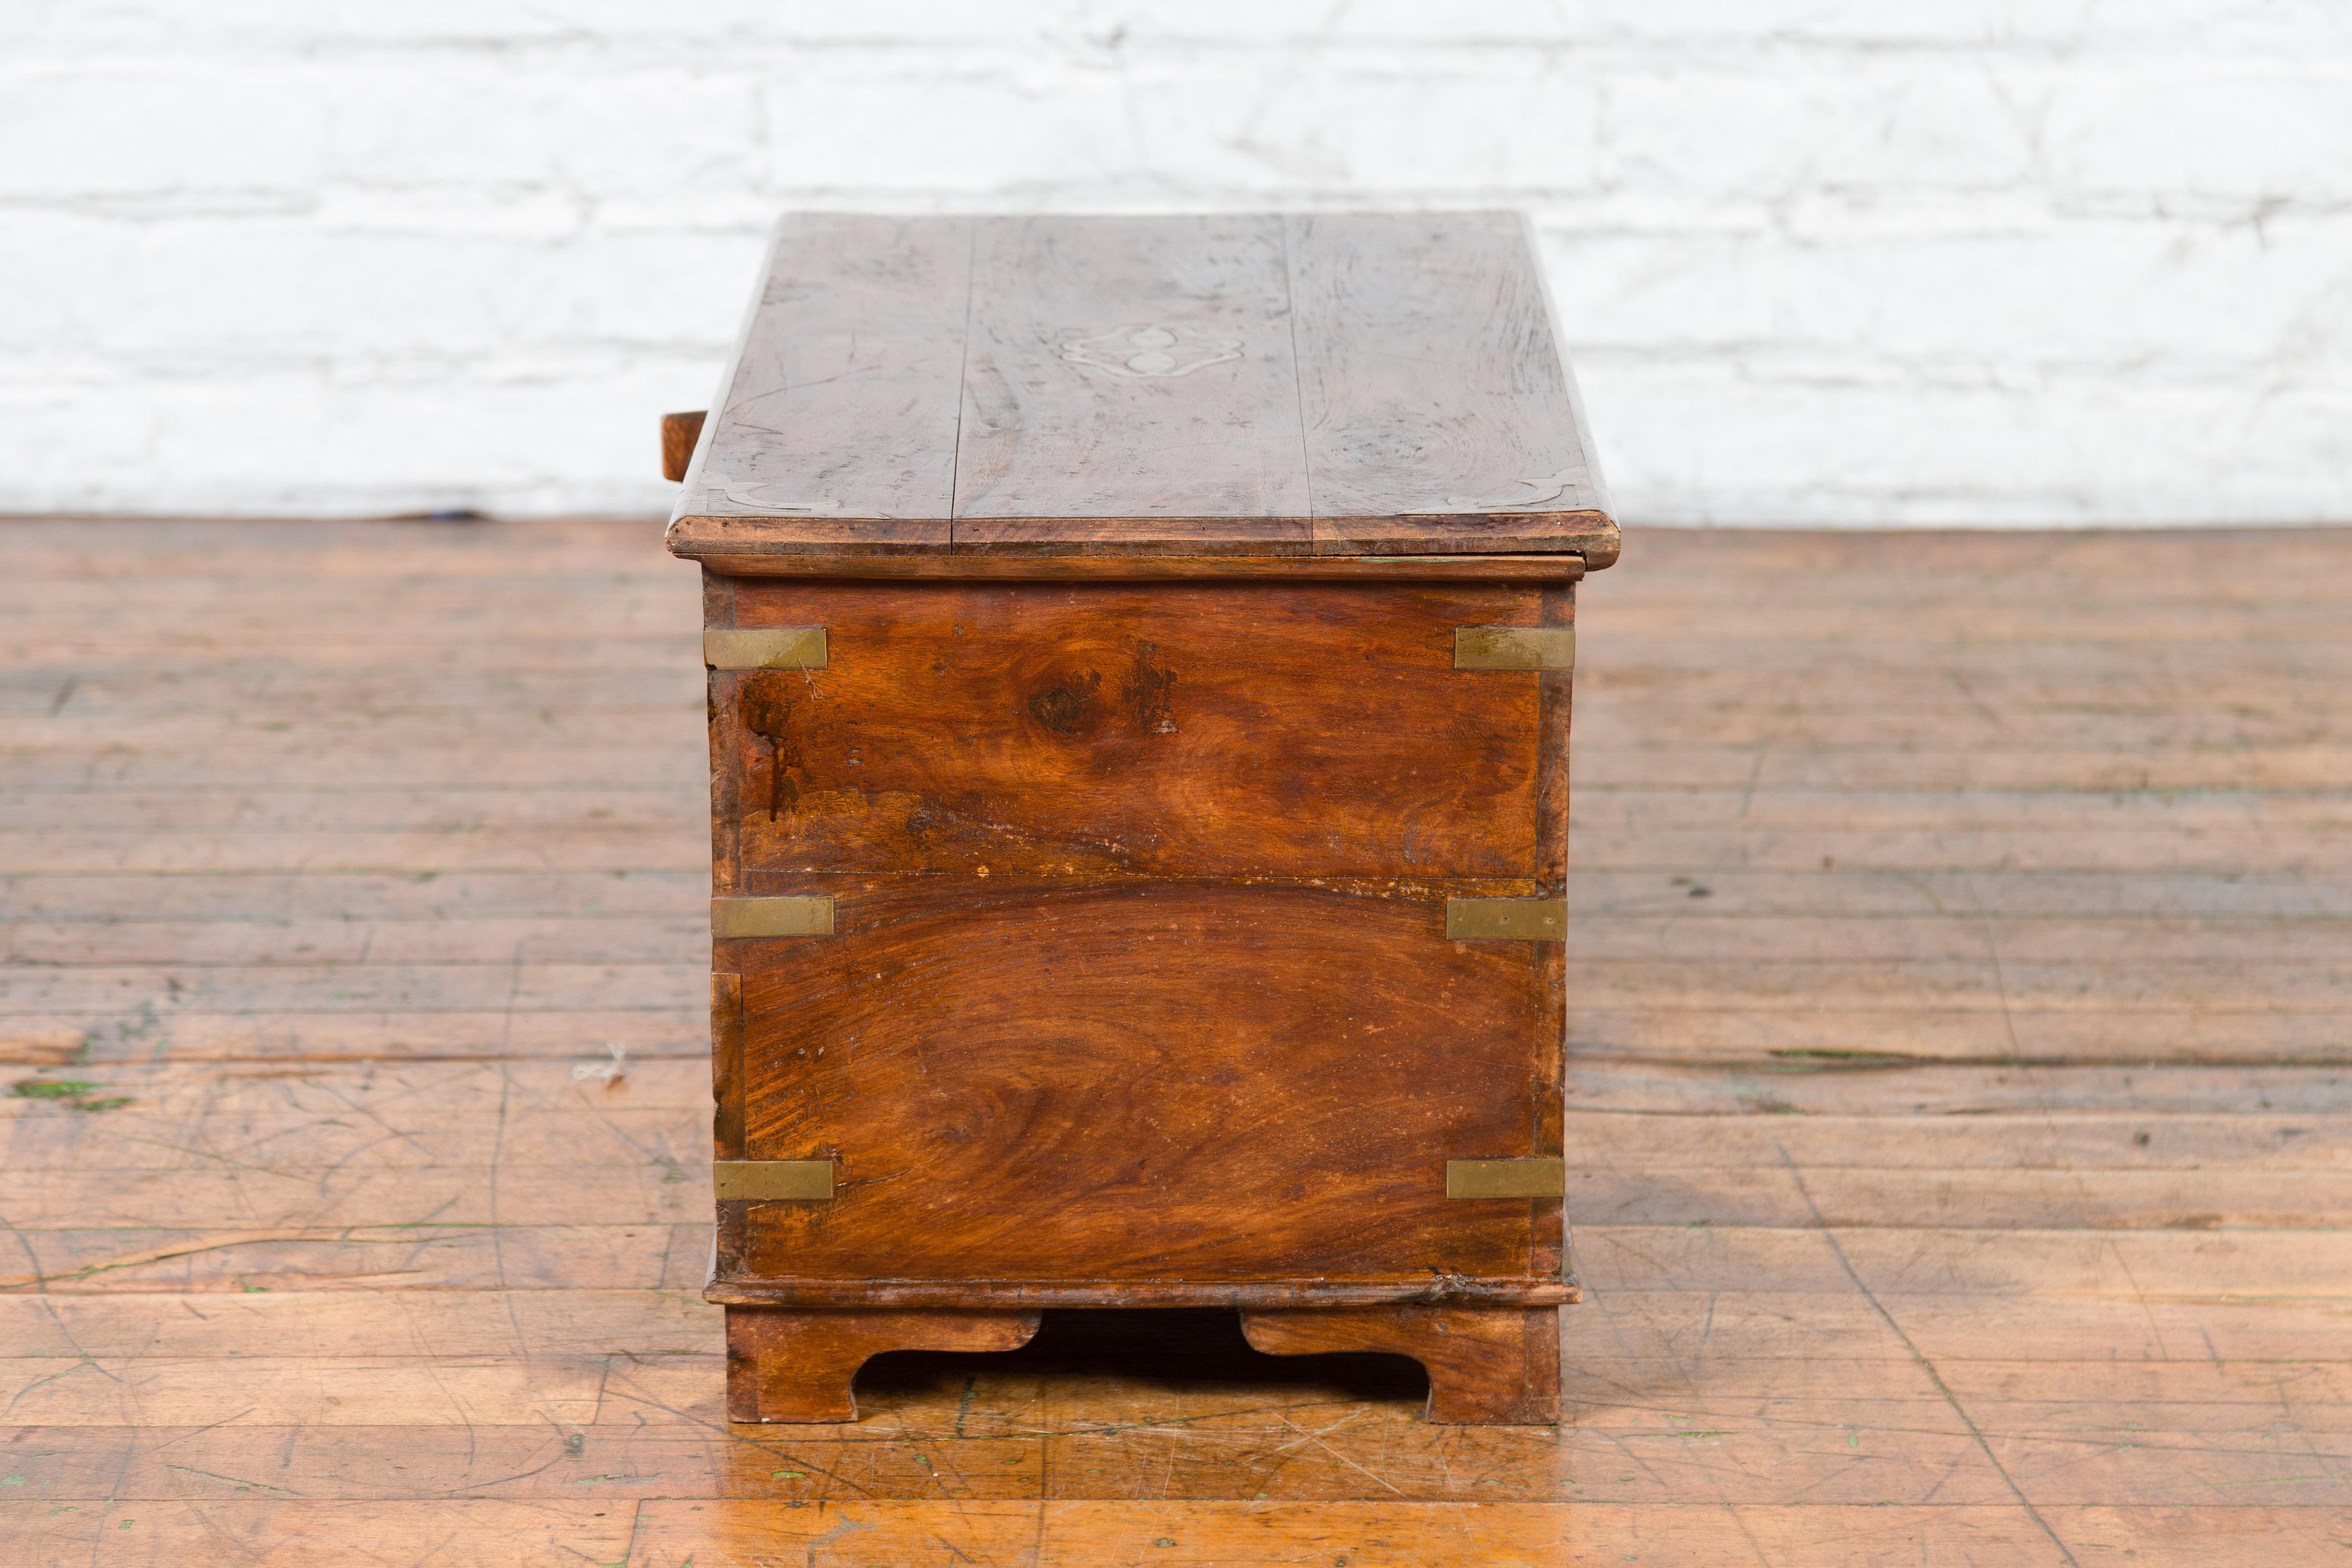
1446;1158;1567;1199
1454;626;1573;671
711;896;834;938
714;1160;836;1201
1445;897;1566;940
705;627;827;671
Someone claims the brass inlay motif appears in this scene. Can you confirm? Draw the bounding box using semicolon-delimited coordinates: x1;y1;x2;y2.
1446;1158;1567;1199
704;627;828;671
711;896;835;939
714;1160;836;1201
1446;897;1566;941
1060;323;1243;379
1422;466;1595;514
1454;626;1574;671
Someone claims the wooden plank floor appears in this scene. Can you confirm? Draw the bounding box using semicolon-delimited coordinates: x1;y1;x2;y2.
2;519;2347;1566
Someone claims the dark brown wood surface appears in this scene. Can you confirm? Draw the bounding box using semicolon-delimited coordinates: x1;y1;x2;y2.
678;213;968;549
717;578;1554;879
666;211;1620;566
5;518;2349;1562
1287;212;1609;554
953;215;1312;531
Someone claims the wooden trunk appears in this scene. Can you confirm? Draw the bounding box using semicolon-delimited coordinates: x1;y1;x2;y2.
668;212;1617;1424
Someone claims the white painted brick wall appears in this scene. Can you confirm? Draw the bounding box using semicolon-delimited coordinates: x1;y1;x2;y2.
3;0;2347;524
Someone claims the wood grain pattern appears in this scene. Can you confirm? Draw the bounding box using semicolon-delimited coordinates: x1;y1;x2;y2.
668;213;970;551
674;552;1586;581
1241;1304;1561;1424
665;212;1622;566
1288;211;1612;558
658;409;704;483
704;567;1568;1349
952;213;1311;541
710;969;743;1160
39;1500;2352;1568
627;1500;1570;1567
720;578;1554;878
7;516;2352;1562
6;1161;2348;1239
725;1306;1041;1421
0;1502;640;1568
717;878;1556;1294
1531;585;1573;1280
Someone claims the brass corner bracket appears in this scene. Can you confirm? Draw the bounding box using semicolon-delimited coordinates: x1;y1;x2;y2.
705;627;828;671
714;1160;836;1201
1445;897;1566;940
1454;626;1574;671
711;896;835;938
1446;1158;1567;1199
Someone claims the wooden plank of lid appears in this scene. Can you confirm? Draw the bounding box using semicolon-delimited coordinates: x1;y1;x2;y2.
668;214;971;554
1288;211;1614;562
669;212;1619;568
950;214;1314;557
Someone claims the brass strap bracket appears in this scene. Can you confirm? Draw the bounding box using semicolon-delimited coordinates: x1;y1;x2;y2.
714;1160;836;1201
711;896;834;938
1446;897;1566;940
705;627;827;671
1446;1158;1566;1199
1454;626;1573;671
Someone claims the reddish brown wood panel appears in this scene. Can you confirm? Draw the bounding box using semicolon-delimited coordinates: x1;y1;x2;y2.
1531;584;1572;1282
720;579;1559;879
1241;1304;1562;1424
659;410;705;483
710;970;744;1160
725;1306;1041;1421
715;879;1558;1292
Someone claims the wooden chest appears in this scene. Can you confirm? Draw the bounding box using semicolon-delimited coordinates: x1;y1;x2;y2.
664;212;1618;1425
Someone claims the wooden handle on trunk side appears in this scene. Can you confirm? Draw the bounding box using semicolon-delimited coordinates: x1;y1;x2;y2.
661;410;707;482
